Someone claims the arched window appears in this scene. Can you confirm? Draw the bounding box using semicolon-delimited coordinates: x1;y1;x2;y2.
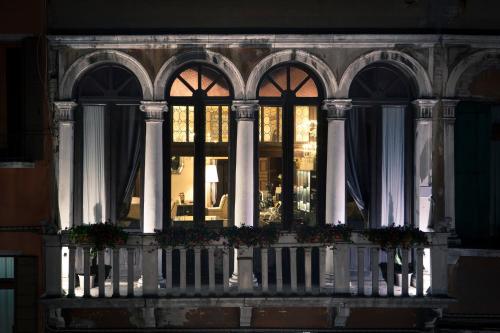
74;64;143;227
166;63;234;226
257;63;325;227
347;63;416;228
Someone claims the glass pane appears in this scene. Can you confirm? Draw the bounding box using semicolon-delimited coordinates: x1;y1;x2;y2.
259;105;283;225
205;157;229;226
171;156;194;224
170;78;193;97
206;106;220;143
293;106;317;225
172;105;195;142
290;67;309;91
0;257;14;278
206;78;230;97
258;78;282;97
221;106;229;142
260;106;281;142
295;78;318;97
0;289;14;333
179;67;199;90
269;67;287;91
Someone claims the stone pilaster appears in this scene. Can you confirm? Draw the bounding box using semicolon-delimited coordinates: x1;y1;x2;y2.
412;99;438;232
140;101;167;233
441;99;459;233
54;101;77;230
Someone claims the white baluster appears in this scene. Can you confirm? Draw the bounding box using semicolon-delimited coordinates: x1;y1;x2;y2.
290;247;297;293
333;244;350;294
166;249;173;291
319;247;326;290
83;247;91;297
223;248;230;292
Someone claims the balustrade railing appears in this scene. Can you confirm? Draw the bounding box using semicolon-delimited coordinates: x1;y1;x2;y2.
43;231;448;299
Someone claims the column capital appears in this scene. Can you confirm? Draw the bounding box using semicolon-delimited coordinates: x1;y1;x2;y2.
322;99;352;119
140;101;167;121
232;100;259;121
54;101;77;122
412;98;439;119
441;99;460;119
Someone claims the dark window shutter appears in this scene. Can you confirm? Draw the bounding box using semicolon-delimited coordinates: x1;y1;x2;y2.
22;37;44;161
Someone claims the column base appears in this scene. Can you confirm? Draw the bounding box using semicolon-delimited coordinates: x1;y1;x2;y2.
229;273;258;288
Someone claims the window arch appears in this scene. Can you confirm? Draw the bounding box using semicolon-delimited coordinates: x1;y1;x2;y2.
166;63;234;226
257;63;325;227
347;63;416;229
74;64;143;227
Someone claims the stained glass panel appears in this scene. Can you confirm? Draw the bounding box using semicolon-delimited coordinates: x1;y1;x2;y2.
172;105;195;142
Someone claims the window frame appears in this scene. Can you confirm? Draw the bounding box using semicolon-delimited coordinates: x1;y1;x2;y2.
165;63;235;226
256;63;326;229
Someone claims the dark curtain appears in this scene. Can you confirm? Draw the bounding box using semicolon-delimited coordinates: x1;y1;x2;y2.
346;107;371;220
110;104;143;221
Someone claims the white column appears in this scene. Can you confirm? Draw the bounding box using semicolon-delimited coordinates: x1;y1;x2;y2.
412;99;438;232
322;99;351;286
54;101;77;230
54;101;77;295
140;101;167;233
232;100;258;227
442;99;459;233
323;99;351;226
230;100;258;286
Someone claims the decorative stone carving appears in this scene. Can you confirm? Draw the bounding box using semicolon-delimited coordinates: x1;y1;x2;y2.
140;101;167;121
322;99;352;119
441;99;459;119
231;100;259;121
54;101;77;122
412;99;438;119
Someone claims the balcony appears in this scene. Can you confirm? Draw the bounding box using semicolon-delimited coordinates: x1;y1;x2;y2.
42;230;452;329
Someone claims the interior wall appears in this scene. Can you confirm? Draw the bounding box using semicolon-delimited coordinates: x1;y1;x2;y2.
171;157;194;203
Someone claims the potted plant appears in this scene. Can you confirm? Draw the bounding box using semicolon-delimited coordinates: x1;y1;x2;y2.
222;224;280;248
156;224;219;248
295;223;351;245
68;222;128;288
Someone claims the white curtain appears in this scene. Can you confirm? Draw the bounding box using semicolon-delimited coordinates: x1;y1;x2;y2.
82;104;108;224
381;106;405;227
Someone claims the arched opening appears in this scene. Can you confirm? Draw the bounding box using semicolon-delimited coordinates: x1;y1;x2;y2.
73;64;143;228
165;63;234;227
347;63;417;229
256;63;325;228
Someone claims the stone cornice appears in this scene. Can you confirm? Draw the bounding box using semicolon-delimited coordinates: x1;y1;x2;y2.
140;101;167;121
441;99;460;119
232;100;259;121
412;99;438;119
47;34;500;50
54;101;77;122
322;99;352;120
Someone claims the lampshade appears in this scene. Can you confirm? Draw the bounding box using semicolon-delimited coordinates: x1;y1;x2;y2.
205;164;219;183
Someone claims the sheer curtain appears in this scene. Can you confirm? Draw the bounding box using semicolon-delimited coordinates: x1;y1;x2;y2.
82;104;108;224
380;105;405;226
